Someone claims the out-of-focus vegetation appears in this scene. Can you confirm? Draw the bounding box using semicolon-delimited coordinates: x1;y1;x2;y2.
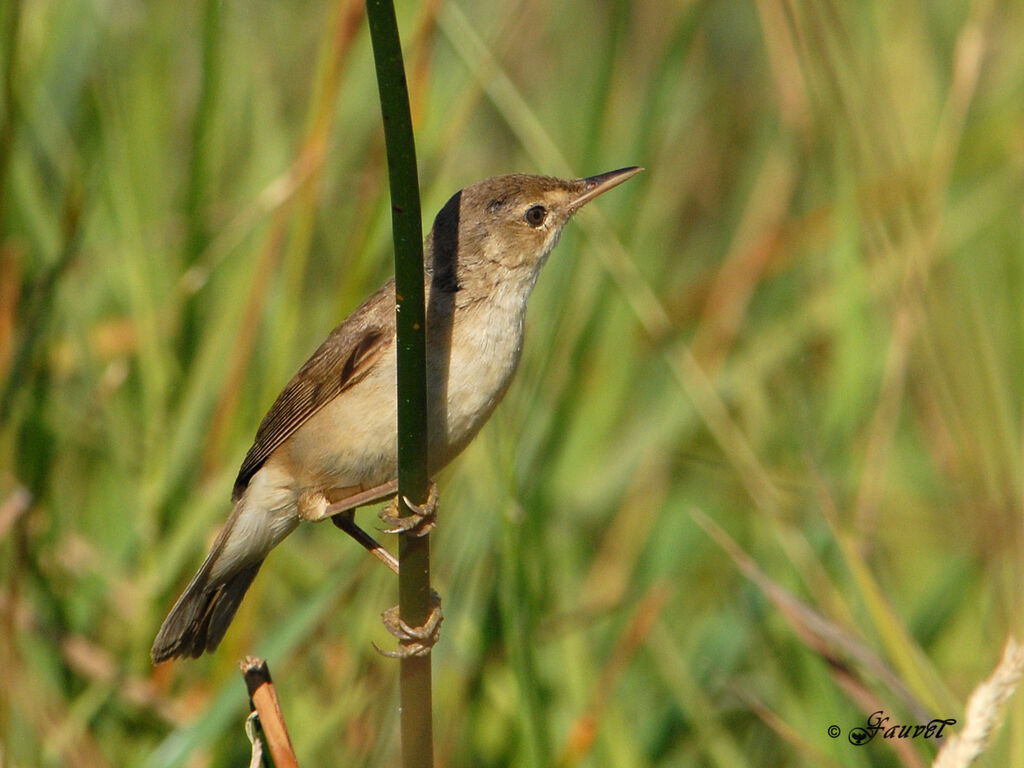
2;0;1023;766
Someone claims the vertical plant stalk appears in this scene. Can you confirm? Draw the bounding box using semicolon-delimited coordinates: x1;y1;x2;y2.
363;2;434;768
184;0;222;264
0;0;23;223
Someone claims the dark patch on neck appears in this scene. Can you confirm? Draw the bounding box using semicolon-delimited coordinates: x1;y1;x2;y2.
430;189;462;293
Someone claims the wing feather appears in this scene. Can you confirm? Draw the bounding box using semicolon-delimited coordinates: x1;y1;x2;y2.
232;280;395;500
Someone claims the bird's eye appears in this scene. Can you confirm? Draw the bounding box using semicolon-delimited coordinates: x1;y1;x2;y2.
524;205;547;227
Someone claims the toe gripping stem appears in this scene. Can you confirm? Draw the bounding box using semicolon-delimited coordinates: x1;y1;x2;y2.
375;590;443;658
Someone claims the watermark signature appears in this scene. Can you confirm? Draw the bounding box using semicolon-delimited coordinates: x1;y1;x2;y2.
827;710;956;745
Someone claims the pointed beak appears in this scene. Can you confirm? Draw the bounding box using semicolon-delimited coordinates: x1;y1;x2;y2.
569;166;643;212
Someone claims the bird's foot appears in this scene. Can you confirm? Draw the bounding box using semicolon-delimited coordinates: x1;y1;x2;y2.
374;591;443;658
379;482;438;537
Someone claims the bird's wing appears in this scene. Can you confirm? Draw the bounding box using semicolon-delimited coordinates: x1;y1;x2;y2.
232;281;396;500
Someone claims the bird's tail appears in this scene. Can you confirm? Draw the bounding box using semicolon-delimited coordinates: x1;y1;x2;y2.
151;501;274;664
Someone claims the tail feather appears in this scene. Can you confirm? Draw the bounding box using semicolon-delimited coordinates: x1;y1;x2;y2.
151;559;264;663
153;481;300;663
151;499;273;663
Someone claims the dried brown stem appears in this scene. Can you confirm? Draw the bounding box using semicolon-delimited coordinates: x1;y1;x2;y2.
240;656;301;768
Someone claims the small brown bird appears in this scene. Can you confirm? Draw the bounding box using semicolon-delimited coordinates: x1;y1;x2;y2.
151;166;642;662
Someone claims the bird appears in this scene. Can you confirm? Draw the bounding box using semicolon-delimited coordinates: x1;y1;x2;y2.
151;166;642;663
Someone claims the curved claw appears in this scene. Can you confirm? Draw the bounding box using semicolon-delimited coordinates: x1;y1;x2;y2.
379;482;439;537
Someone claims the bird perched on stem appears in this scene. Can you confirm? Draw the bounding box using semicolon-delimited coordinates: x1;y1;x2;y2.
151;166;643;663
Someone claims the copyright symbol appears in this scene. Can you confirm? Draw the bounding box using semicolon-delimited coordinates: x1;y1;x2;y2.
828;725;841;738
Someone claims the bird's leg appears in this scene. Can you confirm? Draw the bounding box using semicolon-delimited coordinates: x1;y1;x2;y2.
325;479;400;573
374;590;443;658
331;512;399;574
328;481;441;656
376;482;441;655
322;479;399;518
325;478;437;570
379;481;438;536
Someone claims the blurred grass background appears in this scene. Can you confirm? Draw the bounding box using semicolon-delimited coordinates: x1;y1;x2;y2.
2;0;1023;765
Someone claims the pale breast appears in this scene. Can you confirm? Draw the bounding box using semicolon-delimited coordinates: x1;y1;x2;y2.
427;291;527;468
